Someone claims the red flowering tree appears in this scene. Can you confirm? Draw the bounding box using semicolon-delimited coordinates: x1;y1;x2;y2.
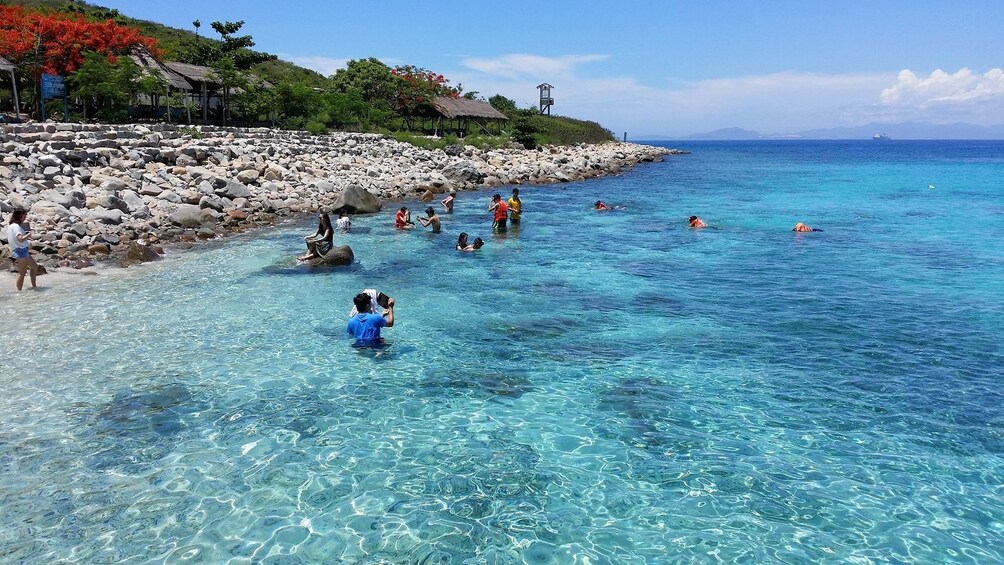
0;5;158;117
0;5;158;75
390;65;461;129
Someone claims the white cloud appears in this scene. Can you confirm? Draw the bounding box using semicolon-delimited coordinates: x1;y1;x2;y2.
278;55;348;77
460;53;609;80
452;65;891;136
880;68;1004;105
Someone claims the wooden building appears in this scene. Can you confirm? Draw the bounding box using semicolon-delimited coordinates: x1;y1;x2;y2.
0;56;20;120
128;46;193;122
429;96;508;137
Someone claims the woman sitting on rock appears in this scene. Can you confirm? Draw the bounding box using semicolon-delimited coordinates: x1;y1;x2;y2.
299;212;333;261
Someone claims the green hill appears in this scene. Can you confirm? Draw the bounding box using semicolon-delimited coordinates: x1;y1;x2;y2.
3;0;615;144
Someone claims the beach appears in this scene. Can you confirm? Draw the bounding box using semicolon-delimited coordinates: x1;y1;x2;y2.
1;123;677;272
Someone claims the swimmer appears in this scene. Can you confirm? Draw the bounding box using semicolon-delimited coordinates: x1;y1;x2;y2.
461;237;484;252
792;222;822;232
688;215;707;228
594;200;611;211
441;191;456;214
456;232;470;251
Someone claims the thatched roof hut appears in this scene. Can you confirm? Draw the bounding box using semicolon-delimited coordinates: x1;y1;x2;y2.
164;61;222;89
129;47;190;91
425;96;507;136
431;97;508;121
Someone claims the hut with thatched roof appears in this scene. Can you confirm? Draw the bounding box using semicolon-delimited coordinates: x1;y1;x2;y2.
128;46;193;122
0;56;20;120
428;96;508;137
164;61;225;122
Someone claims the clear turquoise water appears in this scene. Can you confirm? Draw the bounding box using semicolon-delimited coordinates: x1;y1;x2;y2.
2;140;1002;563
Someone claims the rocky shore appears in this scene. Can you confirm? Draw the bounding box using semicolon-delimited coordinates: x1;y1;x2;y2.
1;123;680;270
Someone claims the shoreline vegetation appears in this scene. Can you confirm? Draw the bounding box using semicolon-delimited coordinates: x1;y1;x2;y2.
1;122;682;276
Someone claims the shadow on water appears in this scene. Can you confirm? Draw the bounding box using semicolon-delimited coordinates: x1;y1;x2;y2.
596;376;706;454
632;291;687;317
256;259;365;277
418;367;534;400
83;382;211;473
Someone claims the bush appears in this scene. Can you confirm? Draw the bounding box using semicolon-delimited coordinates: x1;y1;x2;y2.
305;120;328;135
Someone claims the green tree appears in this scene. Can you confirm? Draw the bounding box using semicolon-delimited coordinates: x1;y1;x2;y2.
489;94;518;115
330;58;395;105
69;52;120;121
510;108;541;149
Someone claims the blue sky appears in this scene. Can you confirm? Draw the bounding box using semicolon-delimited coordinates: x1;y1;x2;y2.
99;1;1004;137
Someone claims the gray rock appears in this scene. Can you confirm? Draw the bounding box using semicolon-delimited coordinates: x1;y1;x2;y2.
236;169;259;184
158;191;182;203
305;245;354;268
312;180;336;194
219;180;251;199
332;184;381;214
120;189;146;211
199;195;224;211
79;208;124;225
125;241;162;263
31;200;71;219
169;204;216;228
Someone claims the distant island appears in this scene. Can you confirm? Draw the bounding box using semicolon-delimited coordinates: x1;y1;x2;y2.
645;122;1004;140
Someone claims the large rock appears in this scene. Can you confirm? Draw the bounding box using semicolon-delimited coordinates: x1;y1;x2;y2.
219;180;252;199
442;160;485;184
331;184;381;214
169;204;217;228
31;201;70;219
79;208;124;225
305;245;354;268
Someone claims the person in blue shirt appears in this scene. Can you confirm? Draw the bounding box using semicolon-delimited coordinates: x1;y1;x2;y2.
346;292;395;346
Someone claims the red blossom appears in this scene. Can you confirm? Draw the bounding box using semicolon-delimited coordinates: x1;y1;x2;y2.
0;5;158;75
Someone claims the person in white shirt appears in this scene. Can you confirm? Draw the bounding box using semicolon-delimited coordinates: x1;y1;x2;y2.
7;209;39;290
335;211;352;231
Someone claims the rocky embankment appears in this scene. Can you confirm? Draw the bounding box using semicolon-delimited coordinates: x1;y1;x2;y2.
0;123;679;269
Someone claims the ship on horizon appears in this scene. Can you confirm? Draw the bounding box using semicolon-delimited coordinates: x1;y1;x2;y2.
873;133;891;140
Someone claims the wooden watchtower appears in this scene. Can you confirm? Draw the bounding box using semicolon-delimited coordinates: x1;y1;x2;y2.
537;83;554;115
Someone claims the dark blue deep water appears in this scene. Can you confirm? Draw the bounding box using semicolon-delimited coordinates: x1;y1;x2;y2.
2;140;1002;562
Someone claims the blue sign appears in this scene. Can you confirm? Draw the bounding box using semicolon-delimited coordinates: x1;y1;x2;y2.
41;74;66;99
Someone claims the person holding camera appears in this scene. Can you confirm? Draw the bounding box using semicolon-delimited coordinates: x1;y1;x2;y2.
347;291;395;347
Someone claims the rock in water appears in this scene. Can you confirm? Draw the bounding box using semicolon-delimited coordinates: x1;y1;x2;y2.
305;245;354;268
125;242;162;263
332;184;381;214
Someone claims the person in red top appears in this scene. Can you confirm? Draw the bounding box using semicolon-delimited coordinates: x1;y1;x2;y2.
488;194;508;233
394;207;414;229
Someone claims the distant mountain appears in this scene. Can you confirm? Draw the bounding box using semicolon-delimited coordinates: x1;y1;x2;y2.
683;127;764;140
669;122;1004;140
795;122;1004;140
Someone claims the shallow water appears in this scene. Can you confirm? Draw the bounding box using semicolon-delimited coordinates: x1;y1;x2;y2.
2;140;1002;562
